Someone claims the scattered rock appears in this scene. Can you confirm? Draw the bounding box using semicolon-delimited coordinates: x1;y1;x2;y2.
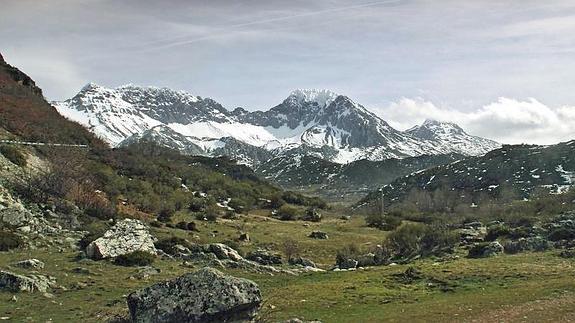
288;257;316;268
308;231;328;240
127;267;262;323
13;259;45;270
301;209;321;222
135;266;161;280
0;270;55;293
468;241;504;258
86;219;157;260
459;222;487;244
246;249;283;265
207;243;243;261
338;258;358;270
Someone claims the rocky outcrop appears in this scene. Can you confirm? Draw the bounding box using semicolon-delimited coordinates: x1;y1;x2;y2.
86;219;157;259
288;257;316;268
13;259;45;270
0;270;55;292
246;249;283;266
127;267;262;323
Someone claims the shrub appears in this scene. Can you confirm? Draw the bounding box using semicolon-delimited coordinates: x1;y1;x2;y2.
485;225;510;241
113;251;155;267
269;194;286;209
222;211;237;220
0;145;27;167
0;231;22;251
188;198;206;212
382;223;458;260
335;243;361;265
205;205;219;222
365;213;402;231
78;221;109;250
277;205;299;221
281;238;300;261
157;207;175;223
548;227;575;241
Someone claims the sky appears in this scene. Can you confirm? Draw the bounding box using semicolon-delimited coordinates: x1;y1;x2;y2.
2;0;575;144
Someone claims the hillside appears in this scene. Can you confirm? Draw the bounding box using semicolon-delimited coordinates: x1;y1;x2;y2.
358;141;575;210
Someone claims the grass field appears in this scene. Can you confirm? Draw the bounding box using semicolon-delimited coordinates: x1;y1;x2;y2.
1;212;575;322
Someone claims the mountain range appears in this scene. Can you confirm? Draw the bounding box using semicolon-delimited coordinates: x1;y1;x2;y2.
53;84;501;167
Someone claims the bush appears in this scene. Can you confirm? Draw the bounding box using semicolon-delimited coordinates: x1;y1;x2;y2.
281;238;300;261
205;205;219;222
175;221;197;231
0;145;27;167
548;227;575;241
0;231;22;251
78;221;109;250
277;205;299;221
335;243;361;265
157;208;175;223
301;208;321;222
222;211;237;220
365;213;402;231
188;198;206;212
269;194;286;209
485;225;510;241
381;223;458;260
113;251;155;266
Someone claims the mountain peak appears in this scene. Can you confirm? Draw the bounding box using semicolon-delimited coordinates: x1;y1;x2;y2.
288;89;339;107
80;82;102;92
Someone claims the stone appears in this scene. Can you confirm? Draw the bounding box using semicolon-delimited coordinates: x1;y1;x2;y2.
308;231;329;240
135;266;161;280
338;259;358;270
246;249;283;265
207;243;243;261
467;241;504;258
301;209;321;222
356;253;376;267
0;270;54;293
127;267;261;323
86;219;157;259
13;259;45;270
288;257;317;268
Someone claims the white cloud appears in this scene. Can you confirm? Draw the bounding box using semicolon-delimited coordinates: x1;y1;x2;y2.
375;97;575;145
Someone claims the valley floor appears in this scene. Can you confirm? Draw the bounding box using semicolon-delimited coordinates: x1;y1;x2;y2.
1;212;575;322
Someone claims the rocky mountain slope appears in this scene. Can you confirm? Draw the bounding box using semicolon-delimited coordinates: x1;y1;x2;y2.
358;141;575;209
53;85;501;166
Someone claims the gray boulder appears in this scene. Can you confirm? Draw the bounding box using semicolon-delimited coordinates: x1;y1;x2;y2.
86;219;157;259
127;267;262;323
338;258;358;270
13;259;45;270
0;270;54;292
308;231;329;240
288;257;316;268
246;249;283;265
207;243;243;262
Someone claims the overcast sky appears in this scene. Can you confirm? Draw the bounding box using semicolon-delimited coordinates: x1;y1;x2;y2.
2;0;575;144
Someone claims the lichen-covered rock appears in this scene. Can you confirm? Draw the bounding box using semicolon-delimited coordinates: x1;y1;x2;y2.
207;243;243;262
127;267;262;323
0;270;54;292
13;259;45;270
338;258;358;270
86;219;156;259
289;257;316;268
246;249;283;265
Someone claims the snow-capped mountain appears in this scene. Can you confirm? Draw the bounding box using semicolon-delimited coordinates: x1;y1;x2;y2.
53;85;501;166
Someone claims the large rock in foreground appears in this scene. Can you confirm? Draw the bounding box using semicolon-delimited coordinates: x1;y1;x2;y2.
0;270;54;292
86;219;156;259
127;267;262;323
